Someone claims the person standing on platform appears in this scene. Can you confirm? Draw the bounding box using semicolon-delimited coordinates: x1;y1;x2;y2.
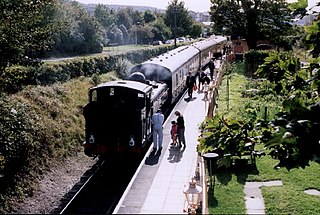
174;111;186;148
199;69;206;90
208;58;215;80
152;109;164;155
186;72;196;99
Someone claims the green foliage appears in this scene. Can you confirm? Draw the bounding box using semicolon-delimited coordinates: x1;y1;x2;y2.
94;4;116;31
51;1;103;56
165;0;194;38
254;51;320;170
189;22;204;38
147;18;172;42
209;0;293;49
200;52;319;170
289;0;308;18
304;20;320;57
0;0;59;70
244;50;270;77
197;114;263;168
256;51;301;94
0;66;34;93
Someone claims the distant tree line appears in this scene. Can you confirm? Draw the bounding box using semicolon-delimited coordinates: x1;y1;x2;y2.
0;0;204;73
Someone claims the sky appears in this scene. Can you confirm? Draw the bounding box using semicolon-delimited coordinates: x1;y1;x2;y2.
75;0;319;13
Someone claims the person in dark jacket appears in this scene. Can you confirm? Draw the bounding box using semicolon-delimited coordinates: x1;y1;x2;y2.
198;69;206;90
174;110;186;148
208;58;215;80
186;72;196;98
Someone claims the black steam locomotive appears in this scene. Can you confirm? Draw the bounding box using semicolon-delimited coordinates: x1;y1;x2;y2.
83;36;227;158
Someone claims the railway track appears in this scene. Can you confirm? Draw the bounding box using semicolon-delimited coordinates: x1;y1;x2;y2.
53;155;143;214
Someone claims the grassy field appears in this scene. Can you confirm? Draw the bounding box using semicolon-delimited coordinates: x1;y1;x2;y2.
103;44;173;53
207;66;320;214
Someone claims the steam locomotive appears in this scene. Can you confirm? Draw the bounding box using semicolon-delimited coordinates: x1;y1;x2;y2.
83;36;227;158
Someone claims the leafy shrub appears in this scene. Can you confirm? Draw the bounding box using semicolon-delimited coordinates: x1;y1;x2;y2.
0;66;34;93
244;50;270;77
197;114;265;168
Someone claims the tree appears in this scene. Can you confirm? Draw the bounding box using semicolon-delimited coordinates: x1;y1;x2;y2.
116;7;142;30
165;0;193;39
50;1;103;55
94;4;116;31
148;18;171;42
0;0;59;70
143;10;156;24
190;22;204;38
209;0;293;50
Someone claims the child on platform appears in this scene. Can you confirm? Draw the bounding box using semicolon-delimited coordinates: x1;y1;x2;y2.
170;120;178;147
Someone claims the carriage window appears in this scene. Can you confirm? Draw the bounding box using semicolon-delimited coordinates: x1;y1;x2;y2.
91;90;97;102
110;88;115;96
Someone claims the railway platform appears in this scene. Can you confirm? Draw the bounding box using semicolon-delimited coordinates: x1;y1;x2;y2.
113;86;210;214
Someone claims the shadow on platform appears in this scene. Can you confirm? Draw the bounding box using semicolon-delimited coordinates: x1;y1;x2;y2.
184;97;197;102
167;145;185;163
145;148;162;166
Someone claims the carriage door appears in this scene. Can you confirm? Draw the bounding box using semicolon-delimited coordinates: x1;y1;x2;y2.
145;93;152;141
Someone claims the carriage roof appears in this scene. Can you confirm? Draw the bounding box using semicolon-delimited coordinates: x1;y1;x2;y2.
138;45;199;73
192;36;227;51
131;36;227;76
91;80;152;94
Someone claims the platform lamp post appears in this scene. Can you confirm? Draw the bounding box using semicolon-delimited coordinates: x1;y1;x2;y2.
202;152;219;195
183;178;202;215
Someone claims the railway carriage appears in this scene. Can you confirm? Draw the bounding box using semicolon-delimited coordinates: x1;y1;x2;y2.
131;36;227;104
83;36;227;158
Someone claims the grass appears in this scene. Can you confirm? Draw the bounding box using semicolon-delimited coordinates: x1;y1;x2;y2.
207;66;320;214
102;44;174;53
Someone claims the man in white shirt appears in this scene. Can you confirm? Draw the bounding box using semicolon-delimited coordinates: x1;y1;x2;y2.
151;109;164;155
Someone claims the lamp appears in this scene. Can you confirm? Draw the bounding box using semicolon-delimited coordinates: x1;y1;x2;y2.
183;178;202;214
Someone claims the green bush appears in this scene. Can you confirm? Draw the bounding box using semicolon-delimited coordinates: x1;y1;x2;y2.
0;66;33;93
244;50;270;77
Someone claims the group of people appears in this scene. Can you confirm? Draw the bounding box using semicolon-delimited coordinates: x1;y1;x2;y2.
186;57;215;100
151;58;216;155
151;109;186;156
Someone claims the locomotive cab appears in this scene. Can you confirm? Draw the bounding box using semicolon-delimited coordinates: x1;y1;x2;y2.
83;81;153;158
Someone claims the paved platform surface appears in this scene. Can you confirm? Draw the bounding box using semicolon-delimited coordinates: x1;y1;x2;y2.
114;88;208;214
